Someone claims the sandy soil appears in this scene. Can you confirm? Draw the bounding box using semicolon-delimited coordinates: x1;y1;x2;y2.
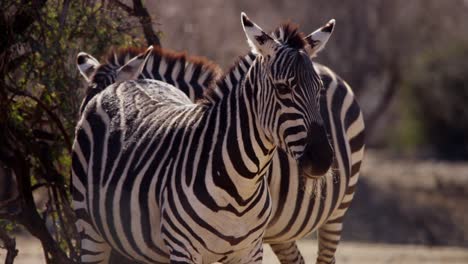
264;241;468;264
3;235;468;264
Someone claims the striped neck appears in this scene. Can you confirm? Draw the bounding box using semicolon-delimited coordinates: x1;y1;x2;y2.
203;52;256;103
202;55;276;200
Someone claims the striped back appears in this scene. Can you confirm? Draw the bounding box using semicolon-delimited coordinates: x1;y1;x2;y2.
101;46;222;102
141;46;221;101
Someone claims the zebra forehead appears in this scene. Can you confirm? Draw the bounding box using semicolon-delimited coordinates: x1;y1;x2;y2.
271;49;311;74
272;22;306;50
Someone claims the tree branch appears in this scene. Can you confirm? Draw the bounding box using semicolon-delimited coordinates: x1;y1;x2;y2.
132;0;161;46
114;0;161;47
7;147;74;264
0;228;18;264
58;0;71;35
114;0;134;14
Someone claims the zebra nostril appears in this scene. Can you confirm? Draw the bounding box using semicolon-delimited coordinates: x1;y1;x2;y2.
298;123;333;178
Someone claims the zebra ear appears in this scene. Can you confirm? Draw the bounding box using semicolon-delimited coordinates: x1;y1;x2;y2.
241;12;277;56
77;52;100;82
304;19;335;58
116;46;154;82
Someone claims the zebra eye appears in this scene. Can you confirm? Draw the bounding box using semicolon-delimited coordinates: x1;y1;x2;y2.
275;83;290;95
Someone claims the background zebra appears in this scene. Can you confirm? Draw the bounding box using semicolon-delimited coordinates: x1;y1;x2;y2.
73;13;335;263
77;23;365;264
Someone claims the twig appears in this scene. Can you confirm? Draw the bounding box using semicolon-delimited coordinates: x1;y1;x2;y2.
113;0;133;14
132;0;161;46
58;0;71;35
113;0;161;47
0;226;18;264
51;185;77;260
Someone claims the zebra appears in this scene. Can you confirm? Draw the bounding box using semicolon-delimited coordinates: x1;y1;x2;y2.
263;26;365;264
72;13;336;263
77;23;365;264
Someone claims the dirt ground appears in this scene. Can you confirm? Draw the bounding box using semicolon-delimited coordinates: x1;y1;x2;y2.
3;235;468;264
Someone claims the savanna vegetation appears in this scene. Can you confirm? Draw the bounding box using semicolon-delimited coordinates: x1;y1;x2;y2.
0;0;158;262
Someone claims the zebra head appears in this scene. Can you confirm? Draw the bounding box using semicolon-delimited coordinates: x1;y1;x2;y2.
76;46;153;113
241;13;334;178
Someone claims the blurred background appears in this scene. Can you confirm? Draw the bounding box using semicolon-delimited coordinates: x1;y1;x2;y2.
153;0;468;249
0;0;467;263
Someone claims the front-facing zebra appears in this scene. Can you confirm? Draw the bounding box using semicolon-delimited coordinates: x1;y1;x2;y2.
72;13;335;263
77;23;364;264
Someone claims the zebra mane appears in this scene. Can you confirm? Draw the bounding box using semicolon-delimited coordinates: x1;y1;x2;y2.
200;53;255;104
104;46;144;68
272;22;306;50
103;45;222;84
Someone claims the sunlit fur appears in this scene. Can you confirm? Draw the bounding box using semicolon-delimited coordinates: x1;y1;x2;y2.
72;21;332;263
75;26;365;263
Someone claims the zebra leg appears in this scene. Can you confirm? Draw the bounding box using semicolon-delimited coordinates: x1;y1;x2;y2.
315;217;345;264
75;213;112;263
270;242;305;264
232;238;264;264
246;239;264;264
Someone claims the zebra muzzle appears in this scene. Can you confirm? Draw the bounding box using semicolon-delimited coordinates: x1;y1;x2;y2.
298;123;333;178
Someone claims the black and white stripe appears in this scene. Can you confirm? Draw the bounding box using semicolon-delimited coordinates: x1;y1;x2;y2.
180;54;365;264
266;63;365;264
135;23;364;264
72;13;334;264
76;23;365;264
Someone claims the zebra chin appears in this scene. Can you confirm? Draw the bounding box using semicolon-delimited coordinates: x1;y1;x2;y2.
300;163;332;179
299;151;333;179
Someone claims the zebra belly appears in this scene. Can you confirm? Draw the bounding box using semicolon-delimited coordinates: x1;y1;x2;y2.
264;151;345;243
82;131;271;263
159;179;272;263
